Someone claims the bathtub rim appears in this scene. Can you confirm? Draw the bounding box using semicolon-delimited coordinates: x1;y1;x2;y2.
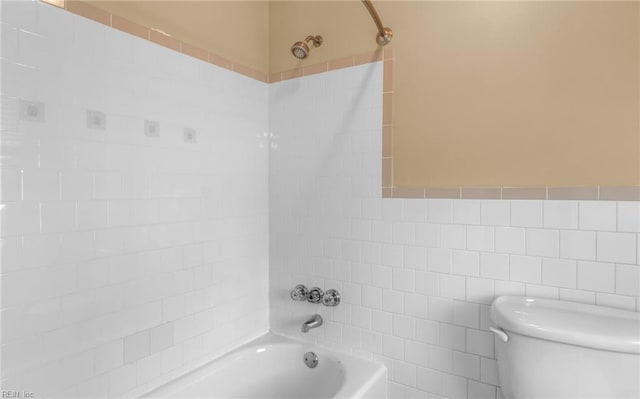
139;330;387;399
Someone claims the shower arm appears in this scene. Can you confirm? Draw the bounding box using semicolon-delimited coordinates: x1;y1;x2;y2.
304;35;323;47
361;0;393;46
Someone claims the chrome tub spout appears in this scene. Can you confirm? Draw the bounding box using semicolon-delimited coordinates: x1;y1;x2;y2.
301;314;323;333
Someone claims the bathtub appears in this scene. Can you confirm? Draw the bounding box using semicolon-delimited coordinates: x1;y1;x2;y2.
142;333;387;398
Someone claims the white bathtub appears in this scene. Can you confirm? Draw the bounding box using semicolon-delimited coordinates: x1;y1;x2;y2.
142;333;387;398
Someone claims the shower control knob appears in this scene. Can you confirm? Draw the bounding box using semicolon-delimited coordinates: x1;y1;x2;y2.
290;284;309;301
322;289;341;307
307;287;324;304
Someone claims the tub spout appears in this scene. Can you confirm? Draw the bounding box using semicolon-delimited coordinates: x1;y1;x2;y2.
301;314;323;333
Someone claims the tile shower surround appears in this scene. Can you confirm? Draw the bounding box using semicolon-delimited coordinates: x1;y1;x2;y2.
268;63;640;399
1;1;639;398
1;1;269;397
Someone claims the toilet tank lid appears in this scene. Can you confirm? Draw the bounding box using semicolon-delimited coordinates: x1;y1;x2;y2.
490;296;640;354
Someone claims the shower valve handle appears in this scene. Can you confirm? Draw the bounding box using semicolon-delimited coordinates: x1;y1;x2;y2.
307;287;324;304
290;284;309;301
322;289;341;307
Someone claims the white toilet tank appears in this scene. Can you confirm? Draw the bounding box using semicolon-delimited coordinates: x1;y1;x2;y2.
490;296;640;399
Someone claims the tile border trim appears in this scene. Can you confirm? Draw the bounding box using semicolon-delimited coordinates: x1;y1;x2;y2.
385;186;640;201
269;49;391;83
42;0;640;201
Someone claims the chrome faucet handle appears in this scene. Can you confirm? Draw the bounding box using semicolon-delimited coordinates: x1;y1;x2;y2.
322;289;341;307
290;284;309;301
307;287;324;304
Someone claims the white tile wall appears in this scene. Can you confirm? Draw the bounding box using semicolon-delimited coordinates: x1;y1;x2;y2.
1;1;269;397
3;2;640;399
268;62;640;399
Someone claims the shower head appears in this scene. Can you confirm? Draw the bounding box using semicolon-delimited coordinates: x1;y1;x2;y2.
291;35;323;59
291;42;309;59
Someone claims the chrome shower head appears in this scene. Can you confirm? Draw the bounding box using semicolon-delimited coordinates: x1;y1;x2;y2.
291;35;323;59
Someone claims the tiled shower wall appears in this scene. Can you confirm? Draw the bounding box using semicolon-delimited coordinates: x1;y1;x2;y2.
269;62;640;399
1;1;269;397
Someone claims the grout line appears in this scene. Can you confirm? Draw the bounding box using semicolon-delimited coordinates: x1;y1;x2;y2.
20;169;24;201
74;199;79;230
38;202;43;234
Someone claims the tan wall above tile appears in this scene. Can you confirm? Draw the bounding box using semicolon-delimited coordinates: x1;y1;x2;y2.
88;0;269;75
270;1;640;188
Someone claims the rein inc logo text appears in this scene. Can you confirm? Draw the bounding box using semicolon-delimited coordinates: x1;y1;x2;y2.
1;391;34;398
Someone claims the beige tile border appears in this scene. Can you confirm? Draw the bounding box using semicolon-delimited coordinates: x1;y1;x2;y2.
461;187;502;200
426;187;462;199
328;56;355;71
45;0;269;83
599;187;640;201
384;186;640;201
111;15;148;41
40;0;640;201
547;187;599;201
181;42;209;63
271;48;390;83
41;0;65;8
302;62;328;77
502;187;547;200
382;48;395;197
208;53;233;70
392;187;425;199
65;0;110;26
149;29;180;52
355;50;383;65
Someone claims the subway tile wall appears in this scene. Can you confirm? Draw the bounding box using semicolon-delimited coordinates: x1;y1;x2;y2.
1;1;269;397
268;62;640;398
2;1;640;398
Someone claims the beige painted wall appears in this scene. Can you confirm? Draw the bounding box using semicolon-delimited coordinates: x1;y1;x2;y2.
271;1;640;187
91;1;270;74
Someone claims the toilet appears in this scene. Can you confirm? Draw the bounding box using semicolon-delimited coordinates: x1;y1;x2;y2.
490;296;640;399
